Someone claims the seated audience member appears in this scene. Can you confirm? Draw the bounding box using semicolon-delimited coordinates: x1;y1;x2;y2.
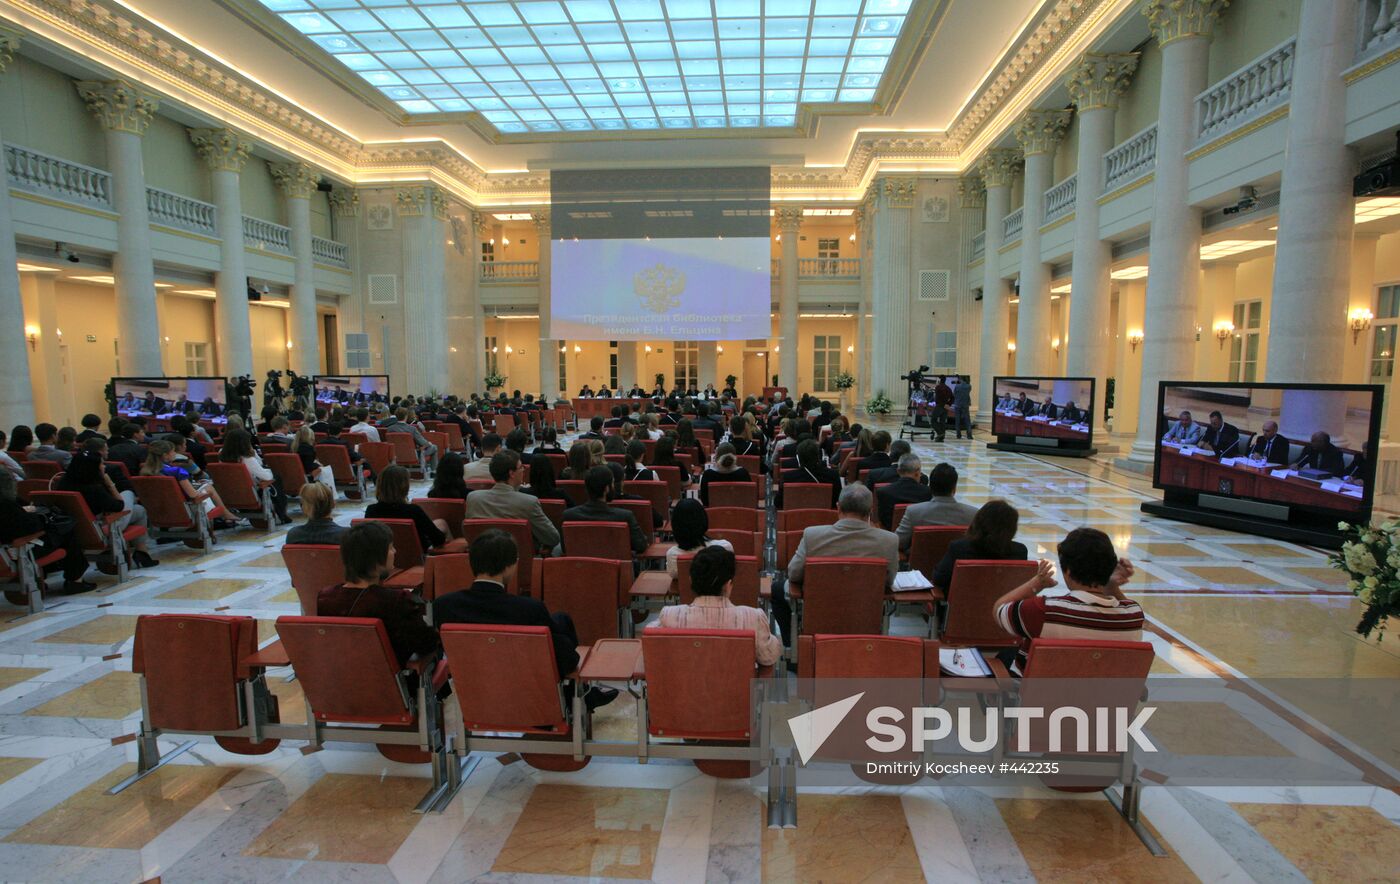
286;481;346;545
0;432;24;481
505;428;534;466
777;439;841;509
108;423;148;478
857;430;893;474
698;443;752;506
1247;420;1290;465
76;413;106;444
28;423;72;469
0;470;92;591
874;453;933;530
533;426;563;454
464;433;502;480
350;408;382;443
428;453;471;501
1294;430;1346;474
666;498;733;578
864;439;922;488
673;419;704;465
524;454;575;507
309;408;331;434
660;545;781;668
994;527;1143;674
1199;410;1241;457
6;425;33;455
603;406;626;429
317;521;439;666
168;416;208;469
650;436;692;487
897;463;980;550
366;464;448;551
380;408;439;472
642;413;664;441
218;428;291;524
1060;400;1084;424
930;499;1026;592
265;416;294;446
1161;410;1205;446
141;439;228;520
320;420;366;476
464;450;561;553
432;529;616;708
603;431;628;455
291;426;335;491
820;415;851;460
560;440;593;481
578;416;605;441
53;449;158;567
557;465;645;556
623;440;656;482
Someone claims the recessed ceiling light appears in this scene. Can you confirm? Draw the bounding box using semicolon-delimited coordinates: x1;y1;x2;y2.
1110;267;1149;280
1199;239;1272;260
68;274;116;285
492;212;533;221
15;263;60;273
1355;197;1400;222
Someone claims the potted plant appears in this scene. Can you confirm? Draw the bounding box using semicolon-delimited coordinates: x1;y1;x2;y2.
832;370;856;412
484;371;507;391
1330;520;1400;640
866;390;893;416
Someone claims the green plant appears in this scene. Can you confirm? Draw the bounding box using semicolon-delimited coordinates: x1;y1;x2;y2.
484;371;507;389
833;370;856;392
867;390;894;414
1331;520;1400;640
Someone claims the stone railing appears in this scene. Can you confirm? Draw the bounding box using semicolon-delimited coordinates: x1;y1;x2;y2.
480;260;539;281
799;257;860;278
312;236;349;268
5;143;112;209
1195;38;1295;143
1359;0;1400;62
1002;207;1023;243
771;258;781;278
1043;174;1077;223
971;230;985;262
147;186;216;235
1103;124;1157;193
243;216;291;254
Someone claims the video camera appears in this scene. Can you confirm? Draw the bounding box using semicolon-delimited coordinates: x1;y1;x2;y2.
900;365;931;384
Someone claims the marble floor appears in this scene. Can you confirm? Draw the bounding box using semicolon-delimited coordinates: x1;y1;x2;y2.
0;427;1398;882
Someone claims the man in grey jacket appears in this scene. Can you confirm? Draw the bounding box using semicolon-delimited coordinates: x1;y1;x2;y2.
380;407;438;474
896;463;980;551
463;450;560;554
952;376;973;439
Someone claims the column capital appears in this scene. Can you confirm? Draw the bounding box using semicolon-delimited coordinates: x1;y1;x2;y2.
875;177;917;209
0;28;21;75
269;162;319;199
851;206;864;228
396;185;448;219
1142;0;1229;47
977;148;1022;189
471;210;491;236
189;128;254;173
1015;108;1074;157
531;210;550;235
958;175;986;209
1066;52;1140;111
75;80;159;135
774;206;804;231
328;187;359;217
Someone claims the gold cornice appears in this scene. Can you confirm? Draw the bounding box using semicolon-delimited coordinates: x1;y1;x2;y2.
1184;105;1288;162
1343;45;1400;84
1039;213;1075;235
1095;171;1154;205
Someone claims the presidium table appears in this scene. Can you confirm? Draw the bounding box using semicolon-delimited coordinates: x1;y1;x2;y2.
571;398;659;420
1158;445;1365;513
993;411;1091;440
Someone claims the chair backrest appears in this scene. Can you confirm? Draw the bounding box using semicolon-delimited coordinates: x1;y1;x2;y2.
413;497;465;538
22;460;59;480
540;557;629;646
344;432;369;448
280;544;345;615
385;432;419;467
612;499;655;545
359;441;396;476
942;560;1040;648
543;452;566;477
677;553;761;607
16;478;49;504
707;481;759;508
539;498;565;530
441;423;467;452
908;526;967;581
783;483;833;511
562;520;632;561
777;507;839;534
623;480;669;521
422;430;449;457
260;442;290;456
276;616;414;724
422;553;474;604
799;557;888;635
30;490;106;551
206;462;261;511
774;530;802;571
1016;638;1154;755
705;505;761;532
642;628;755;739
128;475;195;529
650;464;684;501
796;634;935;680
891;502;911;535
440;624;568;734
264;452;307;496
461;518;534;594
353;517;427;569
132;614;257;731
735;454;761;476
465;478;496;492
556;479;586;502
708;529;760;557
315;444;354;484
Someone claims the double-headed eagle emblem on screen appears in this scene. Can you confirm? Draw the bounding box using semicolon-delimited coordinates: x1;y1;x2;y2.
634;262;686;313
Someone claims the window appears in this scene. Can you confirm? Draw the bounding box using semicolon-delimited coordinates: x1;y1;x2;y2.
812;334;842;393
673;341;698;391
1369;285;1400;392
558;345;567;394
817;238;840;275
933;331;957;370
484;335;498;376
480;241;495;263
184;342;210;376
1227;300;1262;382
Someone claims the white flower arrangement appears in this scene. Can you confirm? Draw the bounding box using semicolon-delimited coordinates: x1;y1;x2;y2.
1330;519;1400;640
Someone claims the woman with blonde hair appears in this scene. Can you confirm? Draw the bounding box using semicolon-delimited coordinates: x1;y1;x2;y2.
286;481;345;544
643;412;663;441
586;438;606;467
291;425;335;492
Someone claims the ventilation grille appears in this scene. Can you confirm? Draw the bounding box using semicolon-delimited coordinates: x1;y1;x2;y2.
345;333;371;370
367;274;398;305
918;270;951;301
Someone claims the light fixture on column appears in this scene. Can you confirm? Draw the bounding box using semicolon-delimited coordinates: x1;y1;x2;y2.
1051;337;1061;353
644;345;652;353
1350;308;1374;343
491;346;498;353
560;345;567;353
1006;341;1016;352
716;344;723;354
505;345;513;354
1213;321;1235;349
774;344;780;352
574;344;582;353
25;324;37;350
775;233;781;242
848;232;856;242
285;340;293;350
847;344;854;353
1128;330;1144;353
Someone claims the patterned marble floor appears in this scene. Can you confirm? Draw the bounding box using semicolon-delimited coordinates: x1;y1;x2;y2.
0;427;1398;882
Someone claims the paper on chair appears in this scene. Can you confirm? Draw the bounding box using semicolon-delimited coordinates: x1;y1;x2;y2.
938;647;993;678
893;571;933;592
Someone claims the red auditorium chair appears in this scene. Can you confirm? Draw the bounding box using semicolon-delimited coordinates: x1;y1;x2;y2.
540;557;632;645
421;553;474;623
359;442;396;481
706;505;764;533
649;465;685;502
440;423;469;457
781;483;833;511
462;518;537;595
281;543;423;615
21;460;59;481
31;489;145;583
414;498;466;539
707;481;760;508
0;530;65;613
206;462;276;529
907;526;966;584
539;499;565;532
623;480;669;524
543;452;566;478
561;521;633;562
788;557;888;643
708;528;761;558
128;475;225;555
352;518;466;568
776;507;838;535
940;560;1040;649
676;553;764;608
556;479;585;502
315;443;365;500
385;432;426;478
16;478;51;505
612;499;670;559
263;452;307;499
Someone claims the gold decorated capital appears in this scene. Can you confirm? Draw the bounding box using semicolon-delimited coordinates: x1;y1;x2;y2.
1066;52;1140;111
431;189;449;221
774;206;803;232
76;80;159;135
978;149;1021;189
328;187;359;217
396;186;427;216
1142;0;1229;47
269;162;319;199
1015;109;1073;156
189;128;253;173
958;175;986;209
879;178;917;209
531;210;550;235
0;28;21;75
471;211;491;237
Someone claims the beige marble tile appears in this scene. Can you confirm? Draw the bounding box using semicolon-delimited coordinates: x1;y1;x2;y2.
1233;804;1400;882
24;671;140;719
1145;701;1291;757
1178;566;1281;588
244;552;290;569
243;773;428;863
1214;542;1312;560
156;578;259;601
155;547;232;566
763;794;925;883
493;784;668;879
1132;542;1206;559
5;763;235;849
0;756;41;786
1281;566;1350;589
996;798;1195;882
268;587;299;604
0;666;44;691
36;615;140;646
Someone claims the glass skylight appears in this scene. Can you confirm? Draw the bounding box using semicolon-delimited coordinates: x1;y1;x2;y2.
255;0;914;133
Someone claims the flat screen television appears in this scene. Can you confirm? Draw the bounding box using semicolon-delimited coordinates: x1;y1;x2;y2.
111;377;229;420
314;375;390;406
990;376;1095;453
1149;382;1383;539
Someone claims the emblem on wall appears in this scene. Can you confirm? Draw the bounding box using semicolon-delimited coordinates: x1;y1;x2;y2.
634;263;685;313
922;195;950;223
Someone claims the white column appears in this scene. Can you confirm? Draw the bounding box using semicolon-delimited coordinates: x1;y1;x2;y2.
189;128;255;378
329;187;362;372
957;176;986;404
471;212;489;392
448;204;477;392
0;32;35;425
1065;53;1139;441
870;178;915;412
1014;109;1072;377
854;205;873;409
1266;0;1359;382
77;79;163;376
618;342;640;393
269;162;321;375
1129;0;1228;462
976;149;1021;414
396;186;449;394
1278;388;1350;447
776;207;802;390
698;340;719;389
535;212;557;399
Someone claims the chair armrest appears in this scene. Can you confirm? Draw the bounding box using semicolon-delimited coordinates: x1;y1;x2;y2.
103;511;129;525
402;653;439;677
7;531;46;549
242;640;290;669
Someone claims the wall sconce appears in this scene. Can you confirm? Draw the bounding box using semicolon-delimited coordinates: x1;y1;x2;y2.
560;345;567;353
25;324;38;350
1006;341;1016;352
501;238;510;247
774;344;780;352
285;340;293;349
1350;308;1374;343
1128;330;1144;352
1051;337;1061;353
775;233;782;242
491;346;498;353
1213;321;1235;349
574;344;582;353
645;345;652;353
848;232;856;242
847;344;854;353
716;344;723;354
450;346;458;353
505;345;514;354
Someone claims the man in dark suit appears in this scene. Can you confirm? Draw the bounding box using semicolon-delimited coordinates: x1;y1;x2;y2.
603;406;626;429
1248;420;1290;465
557;465;646;556
777;439;842;508
434;529;615;708
108;422;148;477
578;416;605;440
1039;396;1059;420
856;430;893;476
1200;410;1242;458
1060;400;1084;424
864;439;924;488
1294;431;1345;475
874;453;934;530
1016;393;1035;416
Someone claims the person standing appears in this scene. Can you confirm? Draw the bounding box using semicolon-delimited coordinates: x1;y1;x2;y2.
952;375;973;439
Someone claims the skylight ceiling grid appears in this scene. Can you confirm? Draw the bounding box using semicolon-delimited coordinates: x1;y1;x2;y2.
255;0;914;133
